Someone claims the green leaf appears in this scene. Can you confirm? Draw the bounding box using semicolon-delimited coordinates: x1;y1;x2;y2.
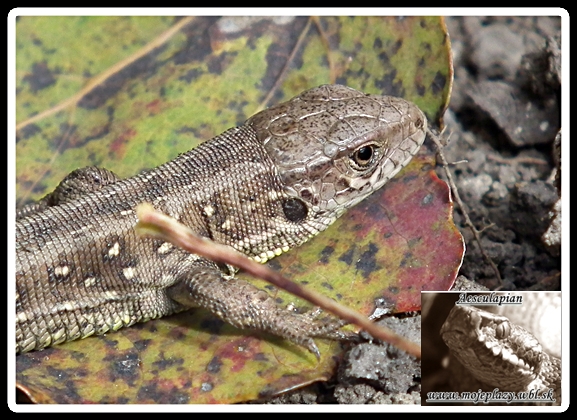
15;16;457;404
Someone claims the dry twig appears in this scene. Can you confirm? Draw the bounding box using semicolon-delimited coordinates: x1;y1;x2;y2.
135;203;422;359
427;127;503;286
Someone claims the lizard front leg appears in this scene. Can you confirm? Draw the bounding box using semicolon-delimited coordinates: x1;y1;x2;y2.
166;264;351;358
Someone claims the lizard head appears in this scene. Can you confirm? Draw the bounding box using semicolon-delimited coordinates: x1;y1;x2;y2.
249;84;427;225
441;304;545;392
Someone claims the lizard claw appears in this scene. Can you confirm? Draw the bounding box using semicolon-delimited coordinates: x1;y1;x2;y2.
288;308;358;358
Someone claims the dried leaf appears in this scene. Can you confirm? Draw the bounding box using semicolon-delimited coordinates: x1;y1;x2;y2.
15;16;458;404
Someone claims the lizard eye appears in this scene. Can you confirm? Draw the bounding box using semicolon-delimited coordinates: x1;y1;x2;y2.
349;144;380;171
495;321;511;339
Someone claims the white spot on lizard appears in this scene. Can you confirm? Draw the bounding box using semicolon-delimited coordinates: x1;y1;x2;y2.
54;265;70;277
103;290;119;300
157;242;173;254
203;204;215;217
108;242;120;257
84;277;97;287
16;311;29;323
122;267;135;280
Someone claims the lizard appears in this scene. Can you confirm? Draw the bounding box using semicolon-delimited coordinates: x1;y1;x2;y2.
16;84;427;357
440;297;561;404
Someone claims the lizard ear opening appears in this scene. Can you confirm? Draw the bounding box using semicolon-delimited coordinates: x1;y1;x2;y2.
282;197;308;222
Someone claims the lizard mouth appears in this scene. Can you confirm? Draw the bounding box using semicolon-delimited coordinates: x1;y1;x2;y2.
441;300;561;396
468;307;543;381
475;330;541;377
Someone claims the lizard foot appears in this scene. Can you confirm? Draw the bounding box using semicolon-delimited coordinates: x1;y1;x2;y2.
166;266;357;359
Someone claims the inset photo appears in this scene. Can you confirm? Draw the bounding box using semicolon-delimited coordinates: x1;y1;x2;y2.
421;291;561;406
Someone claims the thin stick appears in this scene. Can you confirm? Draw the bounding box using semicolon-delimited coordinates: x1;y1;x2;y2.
135;203;421;359
311;16;338;84
16;16;195;132
428;127;503;285
255;17;313;113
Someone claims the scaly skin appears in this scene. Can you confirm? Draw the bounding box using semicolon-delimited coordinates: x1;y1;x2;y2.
441;302;561;404
16;85;426;355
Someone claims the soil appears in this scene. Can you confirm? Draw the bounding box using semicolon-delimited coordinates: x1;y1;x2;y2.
258;15;562;405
